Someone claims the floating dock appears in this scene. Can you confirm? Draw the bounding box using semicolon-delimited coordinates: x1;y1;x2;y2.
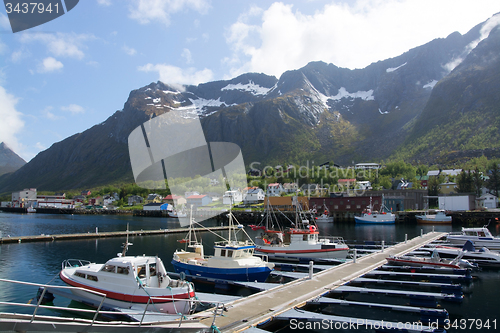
0;226;230;244
196;231;447;332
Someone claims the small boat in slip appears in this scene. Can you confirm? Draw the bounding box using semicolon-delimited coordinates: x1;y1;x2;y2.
416;210;452;224
423;240;500;268
172;206;274;282
60;233;195;314
447;223;500;250
386;250;478;269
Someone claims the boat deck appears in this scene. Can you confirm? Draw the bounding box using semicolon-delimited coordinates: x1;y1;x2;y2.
198;231;447;332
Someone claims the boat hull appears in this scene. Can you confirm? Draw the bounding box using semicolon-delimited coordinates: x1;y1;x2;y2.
171;260;272;282
386;257;460;269
255;245;349;259
355;216;395;224
59;270;194;314
446;237;500;251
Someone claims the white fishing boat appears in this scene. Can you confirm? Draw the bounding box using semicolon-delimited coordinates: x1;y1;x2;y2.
423;240;500;268
416;210;452;224
355;196;395;224
59;233;195;314
168;209;187;218
386;250;477;269
254;197;348;259
447;224;500;250
312;200;334;223
172;206;274;282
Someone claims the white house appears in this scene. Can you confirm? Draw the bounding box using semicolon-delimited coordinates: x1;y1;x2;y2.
12;188;37;208
223;190;243;205
267;183;284;197
356;181;372;190
477;194;497;209
355;163;380;170
243;188;265;204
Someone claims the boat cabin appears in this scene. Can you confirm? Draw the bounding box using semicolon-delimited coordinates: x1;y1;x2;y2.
213;243;256;258
461;227;494;239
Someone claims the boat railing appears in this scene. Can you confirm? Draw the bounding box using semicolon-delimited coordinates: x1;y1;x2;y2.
319;235;346;244
0;278;224;328
62;258;93;269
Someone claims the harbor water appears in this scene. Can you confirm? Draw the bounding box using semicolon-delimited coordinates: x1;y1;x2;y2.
0;211;499;332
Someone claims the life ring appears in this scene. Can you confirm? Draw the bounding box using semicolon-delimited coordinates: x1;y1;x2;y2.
309;225;317;232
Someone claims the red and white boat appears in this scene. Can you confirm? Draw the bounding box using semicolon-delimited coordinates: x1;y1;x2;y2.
254;197;348;259
59;236;195;314
386;250;477;269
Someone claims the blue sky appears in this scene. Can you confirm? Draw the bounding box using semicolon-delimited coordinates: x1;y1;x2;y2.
1;0;500;162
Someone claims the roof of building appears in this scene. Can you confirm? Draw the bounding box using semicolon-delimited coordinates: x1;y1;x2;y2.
187;194;207;199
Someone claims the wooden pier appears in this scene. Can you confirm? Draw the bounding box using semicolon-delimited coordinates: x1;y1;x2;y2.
0;226;230;244
198;231;447;332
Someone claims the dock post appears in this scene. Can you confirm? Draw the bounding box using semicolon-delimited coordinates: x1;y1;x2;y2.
96;227;98;234
309;261;313;279
353;248;357;263
405;234;407;243
421;229;423;238
381;240;384;252
432;226;435;232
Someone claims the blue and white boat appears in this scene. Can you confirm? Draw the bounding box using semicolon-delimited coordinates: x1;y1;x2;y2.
355;196;395;224
171;207;274;282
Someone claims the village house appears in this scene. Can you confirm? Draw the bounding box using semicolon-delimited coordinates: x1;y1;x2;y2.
162;194;186;207
128;195;144;206
11;188;37;208
145;193;162;204
186;194;212;209
223;190;243;205
267;183;284;197
243;187;265;204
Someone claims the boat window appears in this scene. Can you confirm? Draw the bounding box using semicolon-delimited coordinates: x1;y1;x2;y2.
478;231;486;237
220;249;226;257
149;263;157;276
87;275;98;282
137;265;147;278
465;231;477;236
101;264;116;273
227;250;233;257
117;266;130;275
75;272;86;278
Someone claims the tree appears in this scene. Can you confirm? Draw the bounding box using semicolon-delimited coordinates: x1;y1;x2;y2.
456;170;474;193
472;167;483;197
487;161;500;197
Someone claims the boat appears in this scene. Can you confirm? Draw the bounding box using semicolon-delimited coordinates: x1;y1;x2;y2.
355;196;395;224
416;210;452;224
171;206;274;282
168;209;187;218
59;232;195;314
312;200;334;223
386;250;477;269
254;196;349;259
447;224;500;250
26;207;36;213
423;240;500;268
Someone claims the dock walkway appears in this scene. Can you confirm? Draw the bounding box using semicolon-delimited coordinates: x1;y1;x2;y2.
199;231;447;332
0;226;230;244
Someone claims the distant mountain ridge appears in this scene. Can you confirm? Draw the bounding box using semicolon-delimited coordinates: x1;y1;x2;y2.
1;14;499;193
0;142;26;176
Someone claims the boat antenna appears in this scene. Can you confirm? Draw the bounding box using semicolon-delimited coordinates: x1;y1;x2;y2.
120;223;133;257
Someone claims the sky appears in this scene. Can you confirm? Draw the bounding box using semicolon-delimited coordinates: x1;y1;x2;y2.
1;0;500;162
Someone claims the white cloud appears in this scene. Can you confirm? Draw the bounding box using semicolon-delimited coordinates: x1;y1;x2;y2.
97;0;112;6
225;0;500;78
19;32;94;60
35;142;46;150
38;57;64;73
61;104;85;115
128;0;211;26
41;106;60;120
0;13;10;30
0;86;24;152
182;48;193;64
122;45;137;56
138;63;213;85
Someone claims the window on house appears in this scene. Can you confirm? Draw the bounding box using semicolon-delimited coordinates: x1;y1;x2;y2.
346;205;351;209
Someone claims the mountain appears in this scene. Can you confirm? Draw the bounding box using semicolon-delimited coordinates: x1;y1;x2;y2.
0;142;26;176
0;14;499;193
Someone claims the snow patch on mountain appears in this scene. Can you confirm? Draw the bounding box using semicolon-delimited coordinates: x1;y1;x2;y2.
331;87;374;101
443;14;500;72
221;81;272;96
386;62;407;73
423;80;438;89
